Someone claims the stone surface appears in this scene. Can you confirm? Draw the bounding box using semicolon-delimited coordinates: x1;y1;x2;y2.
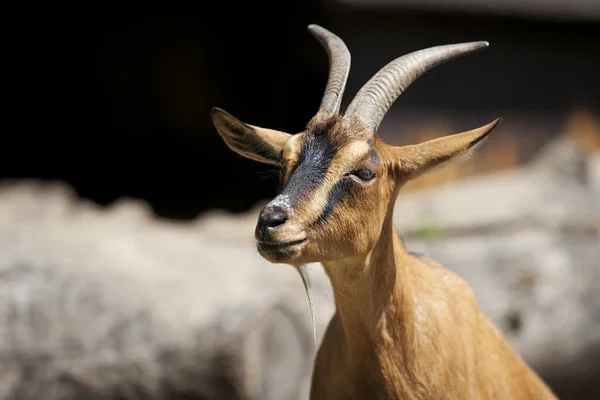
0;181;321;400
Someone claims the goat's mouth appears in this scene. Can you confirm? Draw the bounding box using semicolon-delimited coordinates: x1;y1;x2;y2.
256;238;307;261
258;238;307;249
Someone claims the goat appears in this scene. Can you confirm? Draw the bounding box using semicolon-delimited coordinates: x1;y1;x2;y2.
211;24;557;400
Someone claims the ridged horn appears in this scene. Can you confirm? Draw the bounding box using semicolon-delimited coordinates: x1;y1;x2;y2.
345;42;489;133
308;24;351;115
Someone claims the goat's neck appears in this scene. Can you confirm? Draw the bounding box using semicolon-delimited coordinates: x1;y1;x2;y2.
321;209;417;367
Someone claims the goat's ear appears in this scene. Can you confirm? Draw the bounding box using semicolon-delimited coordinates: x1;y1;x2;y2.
211;107;292;165
391;118;502;180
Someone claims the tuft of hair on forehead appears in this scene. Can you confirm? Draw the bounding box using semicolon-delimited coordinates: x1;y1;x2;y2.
305;114;372;150
306;114;344;137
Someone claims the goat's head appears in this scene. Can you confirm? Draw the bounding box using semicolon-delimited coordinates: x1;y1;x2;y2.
212;25;500;265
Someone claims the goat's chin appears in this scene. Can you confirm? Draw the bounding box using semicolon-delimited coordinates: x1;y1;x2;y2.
256;239;308;264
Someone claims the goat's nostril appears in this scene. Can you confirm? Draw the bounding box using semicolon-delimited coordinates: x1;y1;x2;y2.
265;211;288;229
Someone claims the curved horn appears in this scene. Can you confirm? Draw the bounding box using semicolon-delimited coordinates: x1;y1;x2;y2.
345;42;489;133
308;24;351;115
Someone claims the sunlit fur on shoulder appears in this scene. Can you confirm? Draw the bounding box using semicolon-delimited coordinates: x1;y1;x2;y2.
211;24;557;400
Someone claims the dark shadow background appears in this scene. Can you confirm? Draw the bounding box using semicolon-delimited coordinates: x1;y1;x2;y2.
7;2;600;221
7;2;596;220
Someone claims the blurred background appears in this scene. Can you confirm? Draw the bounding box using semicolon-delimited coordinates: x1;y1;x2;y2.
1;1;599;399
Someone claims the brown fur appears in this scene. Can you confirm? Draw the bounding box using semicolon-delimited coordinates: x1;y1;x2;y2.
212;107;557;399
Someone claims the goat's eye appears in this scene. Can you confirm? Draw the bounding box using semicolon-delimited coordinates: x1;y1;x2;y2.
352;169;375;181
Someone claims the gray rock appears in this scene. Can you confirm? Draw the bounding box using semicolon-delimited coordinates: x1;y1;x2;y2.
0;181;321;400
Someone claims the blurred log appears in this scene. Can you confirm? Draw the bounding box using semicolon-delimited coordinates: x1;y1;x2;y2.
0;182;315;400
394;133;600;236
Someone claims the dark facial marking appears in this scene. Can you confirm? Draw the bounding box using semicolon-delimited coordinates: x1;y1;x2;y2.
278;128;339;204
316;178;352;225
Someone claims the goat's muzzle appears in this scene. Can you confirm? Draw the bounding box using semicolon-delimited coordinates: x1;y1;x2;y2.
255;204;307;263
